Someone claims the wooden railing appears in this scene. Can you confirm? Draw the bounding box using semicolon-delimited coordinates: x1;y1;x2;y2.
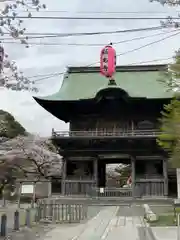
52;129;160;138
135;181;164;197
64;180;95;196
92;187;132;198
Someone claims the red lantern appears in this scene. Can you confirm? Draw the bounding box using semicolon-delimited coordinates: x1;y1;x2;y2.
100;44;116;78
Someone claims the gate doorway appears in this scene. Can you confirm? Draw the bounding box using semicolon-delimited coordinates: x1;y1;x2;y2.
94;161;132;199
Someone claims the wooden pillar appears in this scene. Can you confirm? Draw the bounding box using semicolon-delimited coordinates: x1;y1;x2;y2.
61;158;67;195
102;163;106;187
131;156;136;198
163;158;168;197
93;158;98;187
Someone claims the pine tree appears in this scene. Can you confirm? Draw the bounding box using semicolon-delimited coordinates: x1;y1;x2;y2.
157;49;180;197
150;0;180;198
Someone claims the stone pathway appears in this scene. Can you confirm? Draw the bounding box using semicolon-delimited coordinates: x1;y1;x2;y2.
1;203;177;240
43;205;145;240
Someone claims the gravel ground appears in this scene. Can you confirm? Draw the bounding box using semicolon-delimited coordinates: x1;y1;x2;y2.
0;223;56;240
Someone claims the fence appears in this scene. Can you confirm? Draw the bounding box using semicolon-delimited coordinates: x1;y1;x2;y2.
135;181;165;197
64;180;95;196
92;187;132;198
37;201;87;223
0;202;88;237
52;129;159;138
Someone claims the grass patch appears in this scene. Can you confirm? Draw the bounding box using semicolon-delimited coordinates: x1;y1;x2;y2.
174;207;180;214
148;215;176;227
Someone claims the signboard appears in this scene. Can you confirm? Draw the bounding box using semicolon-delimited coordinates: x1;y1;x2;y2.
21;184;34;194
100;188;104;193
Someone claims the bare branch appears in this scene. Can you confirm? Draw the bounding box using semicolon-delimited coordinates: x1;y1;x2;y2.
0;0;47;92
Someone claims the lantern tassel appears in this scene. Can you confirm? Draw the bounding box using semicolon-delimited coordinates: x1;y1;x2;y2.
108;78;117;86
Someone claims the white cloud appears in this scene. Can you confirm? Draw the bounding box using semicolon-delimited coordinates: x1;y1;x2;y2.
0;0;180;136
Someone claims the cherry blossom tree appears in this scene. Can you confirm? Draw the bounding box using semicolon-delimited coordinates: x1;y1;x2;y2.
0;0;46;91
150;0;180;5
0;135;62;198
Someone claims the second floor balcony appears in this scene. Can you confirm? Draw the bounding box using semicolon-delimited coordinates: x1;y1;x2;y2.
52;129;160;139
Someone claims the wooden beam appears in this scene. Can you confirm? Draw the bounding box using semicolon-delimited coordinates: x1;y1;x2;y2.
98;154;130;159
136;155;163;160
67;156;95;161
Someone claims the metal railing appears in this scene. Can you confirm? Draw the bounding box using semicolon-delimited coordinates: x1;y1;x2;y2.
52;129;160;138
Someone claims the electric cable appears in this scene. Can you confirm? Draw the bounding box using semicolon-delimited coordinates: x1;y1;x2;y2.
0;27;168;37
0;26;167;40
71;30;180;72
0;29;177;46
116;30;180;58
1;15;180;20
18;10;178;14
25;56;172;79
4;30;179;84
128;57;173;65
4;56;173;84
28;56;174;83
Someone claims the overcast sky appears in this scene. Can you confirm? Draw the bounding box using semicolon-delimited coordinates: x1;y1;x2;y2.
0;0;180;136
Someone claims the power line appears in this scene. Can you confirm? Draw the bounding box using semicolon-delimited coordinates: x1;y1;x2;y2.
116;30;180;58
26;72;64;79
34;73;64;82
76;30;180;70
19;10;178;14
0;27;169;36
129;57;173;65
6;55;173;84
2;15;180;20
20;56;173;80
27;56;173;82
32;31;180;83
0;26;166;40
4;30;178;84
0;29;176;46
6;56;172;83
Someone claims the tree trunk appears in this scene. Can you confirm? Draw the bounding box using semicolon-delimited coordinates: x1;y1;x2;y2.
177;168;180;198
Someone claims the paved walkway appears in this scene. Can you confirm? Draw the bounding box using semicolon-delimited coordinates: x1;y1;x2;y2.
151;227;177;240
44;205;144;240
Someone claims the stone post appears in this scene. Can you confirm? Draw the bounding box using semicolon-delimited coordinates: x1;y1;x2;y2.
93;158;98;186
163;158;168;197
61;158;67;195
131;156;136;198
177;169;180;199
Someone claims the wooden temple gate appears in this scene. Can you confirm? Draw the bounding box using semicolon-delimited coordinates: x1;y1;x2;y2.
59;150;168;199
